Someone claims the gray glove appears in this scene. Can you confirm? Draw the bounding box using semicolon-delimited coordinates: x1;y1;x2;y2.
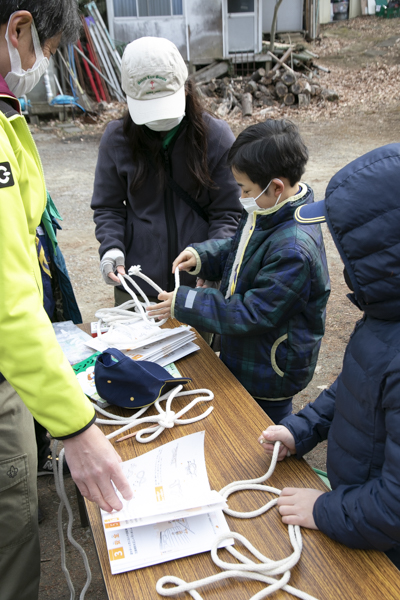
100;248;125;285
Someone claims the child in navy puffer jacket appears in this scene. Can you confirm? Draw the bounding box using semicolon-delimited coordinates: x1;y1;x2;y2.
260;144;400;569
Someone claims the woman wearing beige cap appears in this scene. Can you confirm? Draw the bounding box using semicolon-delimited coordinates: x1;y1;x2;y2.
91;36;242;307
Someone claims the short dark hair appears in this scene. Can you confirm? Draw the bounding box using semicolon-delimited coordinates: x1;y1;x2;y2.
227;119;309;188
0;1;81;45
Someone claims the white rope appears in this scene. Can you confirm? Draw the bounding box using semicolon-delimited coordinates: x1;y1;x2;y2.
156;442;319;600
95;265;180;338
52;441;92;600
94;385;214;443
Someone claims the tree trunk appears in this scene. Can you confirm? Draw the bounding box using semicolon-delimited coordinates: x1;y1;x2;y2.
275;81;289;98
281;71;297;86
244;80;258;94
283;93;296;106
193;61;229;84
259;76;273;86
241;92;253;116
290;80;304;95
250;68;266;82
270;0;284;55
298;93;310;107
257;84;270;95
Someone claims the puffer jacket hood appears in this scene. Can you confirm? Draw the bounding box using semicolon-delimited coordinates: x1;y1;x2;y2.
324;143;400;320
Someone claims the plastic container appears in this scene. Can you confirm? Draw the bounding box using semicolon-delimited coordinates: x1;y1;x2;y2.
332;1;349;13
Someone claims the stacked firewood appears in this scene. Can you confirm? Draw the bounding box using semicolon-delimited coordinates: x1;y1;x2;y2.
199;67;338;118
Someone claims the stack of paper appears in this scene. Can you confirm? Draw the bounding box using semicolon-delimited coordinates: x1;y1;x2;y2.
84;324;200;367
103;431;233;574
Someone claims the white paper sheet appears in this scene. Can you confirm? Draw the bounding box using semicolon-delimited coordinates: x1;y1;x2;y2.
101;432;225;529
105;511;232;574
85;324;194;353
102;432;232;574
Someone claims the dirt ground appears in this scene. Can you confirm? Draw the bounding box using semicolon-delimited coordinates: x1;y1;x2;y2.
34;16;400;599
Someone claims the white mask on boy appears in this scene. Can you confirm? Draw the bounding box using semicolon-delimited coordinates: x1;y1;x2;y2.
239;179;283;213
4;14;49;97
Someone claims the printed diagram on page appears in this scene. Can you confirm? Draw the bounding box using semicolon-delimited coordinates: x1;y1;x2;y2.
101;432;233;574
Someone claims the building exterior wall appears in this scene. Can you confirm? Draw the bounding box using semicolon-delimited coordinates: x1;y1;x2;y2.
112;16;187;57
107;0;223;63
262;0;304;33
349;0;362;18
319;0;332;24
186;0;223;64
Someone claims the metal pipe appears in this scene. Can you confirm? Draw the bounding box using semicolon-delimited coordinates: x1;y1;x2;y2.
73;44;124;98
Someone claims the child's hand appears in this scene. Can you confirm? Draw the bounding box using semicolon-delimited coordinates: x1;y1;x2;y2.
172;251;196;273
277;488;324;529
258;425;296;460
146;291;174;320
196;278;218;289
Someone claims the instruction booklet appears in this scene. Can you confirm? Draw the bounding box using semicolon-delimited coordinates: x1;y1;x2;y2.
102;431;233;574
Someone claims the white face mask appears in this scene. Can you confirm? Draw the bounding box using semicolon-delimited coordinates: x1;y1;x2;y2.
4;14;49;97
145;114;184;132
240;180;283;213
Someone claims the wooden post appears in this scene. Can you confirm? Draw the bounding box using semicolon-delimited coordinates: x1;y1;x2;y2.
270;0;284;55
241;93;253;117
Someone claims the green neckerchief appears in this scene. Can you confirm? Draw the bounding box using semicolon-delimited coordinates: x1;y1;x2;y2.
41;192;63;256
162;123;181;149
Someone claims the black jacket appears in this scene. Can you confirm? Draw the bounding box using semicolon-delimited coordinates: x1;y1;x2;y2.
91;113;242;295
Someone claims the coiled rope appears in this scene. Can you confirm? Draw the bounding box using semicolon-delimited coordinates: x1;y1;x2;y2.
94;385;214;443
95;265;180;338
52;266;316;599
50;384;214;600
156;441;319;600
91;265;214;443
52;441;92;600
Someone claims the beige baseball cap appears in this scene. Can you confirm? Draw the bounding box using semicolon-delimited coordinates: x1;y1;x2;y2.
121;36;188;125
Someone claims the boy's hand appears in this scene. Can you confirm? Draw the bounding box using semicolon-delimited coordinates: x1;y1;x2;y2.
277;488;324;529
146;291;174;320
172;250;196;273
196;278;218;289
258;425;296;460
196;278;207;288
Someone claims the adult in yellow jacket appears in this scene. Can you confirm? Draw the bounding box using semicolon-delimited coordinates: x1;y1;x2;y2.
0;5;131;599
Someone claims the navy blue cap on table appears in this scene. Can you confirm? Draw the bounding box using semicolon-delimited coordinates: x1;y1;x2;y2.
95;348;191;409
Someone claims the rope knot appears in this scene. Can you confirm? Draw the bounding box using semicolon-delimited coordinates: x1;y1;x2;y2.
158;411;176;428
128;265;142;276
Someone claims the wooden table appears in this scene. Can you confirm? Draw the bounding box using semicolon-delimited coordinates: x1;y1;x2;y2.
81;322;400;599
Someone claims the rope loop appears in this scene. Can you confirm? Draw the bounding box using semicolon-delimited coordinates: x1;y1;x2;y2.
156;442;320;600
95;265;181;338
94;385;214;444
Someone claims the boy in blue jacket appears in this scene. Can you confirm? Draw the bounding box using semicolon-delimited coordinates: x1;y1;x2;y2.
148;120;330;423
259;144;400;569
